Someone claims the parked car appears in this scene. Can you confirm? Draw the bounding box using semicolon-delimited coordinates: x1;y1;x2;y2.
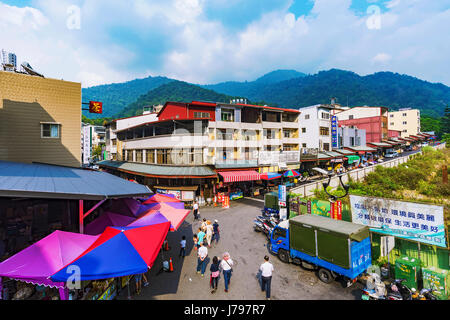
404;145;413;152
384;151;398;158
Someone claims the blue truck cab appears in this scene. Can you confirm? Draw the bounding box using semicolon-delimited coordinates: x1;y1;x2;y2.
269;214;372;285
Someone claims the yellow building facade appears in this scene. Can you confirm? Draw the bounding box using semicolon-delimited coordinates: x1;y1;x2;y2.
0;71;82;167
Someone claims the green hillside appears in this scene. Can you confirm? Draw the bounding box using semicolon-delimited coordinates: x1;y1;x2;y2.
117;80;242;118
82;76;173;119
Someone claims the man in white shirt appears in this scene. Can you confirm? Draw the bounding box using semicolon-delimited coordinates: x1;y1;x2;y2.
193;201;199;220
196;242;208;276
259;255;274;300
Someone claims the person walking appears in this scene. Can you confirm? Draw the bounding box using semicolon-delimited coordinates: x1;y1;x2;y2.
179;235;186;258
205;220;213;248
210;256;220;293
212;220;220;245
201;218;207;233
193;201;199;220
220;252;234;292
135;273;143;295
193;234;198;251
196;242;208;277
197;228;206;247
260;255;274;300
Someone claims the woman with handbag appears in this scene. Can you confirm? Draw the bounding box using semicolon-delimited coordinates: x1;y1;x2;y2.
220;252;234;292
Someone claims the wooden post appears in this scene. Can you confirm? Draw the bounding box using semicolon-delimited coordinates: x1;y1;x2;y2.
443;165;448;184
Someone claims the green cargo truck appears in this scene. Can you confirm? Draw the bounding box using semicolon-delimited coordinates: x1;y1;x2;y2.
269;214;372;285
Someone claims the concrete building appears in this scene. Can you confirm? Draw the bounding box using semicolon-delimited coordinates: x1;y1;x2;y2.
337;126;366;149
0;70;82;167
104;112;159;161
82;124;106;164
335;106;389;143
297;104;333;151
388;108;421;138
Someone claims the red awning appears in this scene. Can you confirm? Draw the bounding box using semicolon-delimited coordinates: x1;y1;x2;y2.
218;170;261;183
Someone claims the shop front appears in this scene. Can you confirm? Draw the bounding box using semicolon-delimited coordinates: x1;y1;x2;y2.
215;169;261;204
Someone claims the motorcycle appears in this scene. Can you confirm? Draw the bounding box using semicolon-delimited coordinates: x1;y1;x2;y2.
412;287;438;300
254;216;274;238
361;273;387;300
386;279;412;300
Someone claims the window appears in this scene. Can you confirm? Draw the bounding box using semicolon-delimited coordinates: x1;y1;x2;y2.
305;114;310;120
302;143;307;148
402;121;407;125
390;114;394;118
321;112;330;120
272;227;287;241
283;130;291;138
135;150;143;162
402;113;407;116
390;122;394;126
126;150;133;161
323;143;330;151
320;127;329;136
41;123;60;138
221;108;234;122
146;150;155;163
349;115;354;120
194;112;210;119
301;128;306;133
112;139;117;146
350;137;355;146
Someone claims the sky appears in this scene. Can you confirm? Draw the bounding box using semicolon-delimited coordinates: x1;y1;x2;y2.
0;0;449;88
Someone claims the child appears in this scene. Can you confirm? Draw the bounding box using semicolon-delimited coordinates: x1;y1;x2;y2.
193;234;198;251
180;235;186;257
210;256;220;293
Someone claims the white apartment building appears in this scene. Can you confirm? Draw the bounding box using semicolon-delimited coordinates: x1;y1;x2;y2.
105;112;159;160
388;108;421;138
82;124;106;164
298;105;333;151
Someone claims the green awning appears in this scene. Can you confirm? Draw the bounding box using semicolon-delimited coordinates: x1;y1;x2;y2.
346;155;360;164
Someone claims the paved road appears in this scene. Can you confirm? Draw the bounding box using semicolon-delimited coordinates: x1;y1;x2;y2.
118;198;363;300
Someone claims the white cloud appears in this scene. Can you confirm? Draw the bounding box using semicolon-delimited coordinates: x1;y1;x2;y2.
0;0;448;87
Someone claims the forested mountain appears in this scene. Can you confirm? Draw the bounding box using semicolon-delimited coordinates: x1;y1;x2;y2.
82;75;173;118
83;69;449;120
205;69;450;117
117;80;241;118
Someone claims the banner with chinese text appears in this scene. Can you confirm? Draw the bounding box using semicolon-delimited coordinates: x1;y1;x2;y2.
350;195;446;248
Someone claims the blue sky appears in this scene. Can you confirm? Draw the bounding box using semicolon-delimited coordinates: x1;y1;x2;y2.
1;0;449;87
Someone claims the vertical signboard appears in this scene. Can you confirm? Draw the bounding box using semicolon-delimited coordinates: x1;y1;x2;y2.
331;116;338;148
278;185;287;207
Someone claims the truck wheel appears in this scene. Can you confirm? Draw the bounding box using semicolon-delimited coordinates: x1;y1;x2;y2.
318;268;333;284
277;249;290;263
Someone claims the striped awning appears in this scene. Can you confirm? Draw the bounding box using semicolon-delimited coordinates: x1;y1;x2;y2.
218;170;261;183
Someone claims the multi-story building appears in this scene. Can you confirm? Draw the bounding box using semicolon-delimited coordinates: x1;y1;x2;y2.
337;126;366;149
0;70;82;167
388;108;421;138
104;112;159;161
82;124;107;164
1;50;17;71
297;104;333;151
99;100;300;202
334;106;389;143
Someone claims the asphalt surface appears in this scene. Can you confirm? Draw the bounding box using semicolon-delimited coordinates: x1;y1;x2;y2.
118;198;364;300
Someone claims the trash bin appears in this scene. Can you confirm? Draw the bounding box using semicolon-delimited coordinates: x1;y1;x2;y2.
422;266;450;300
395;256;421;290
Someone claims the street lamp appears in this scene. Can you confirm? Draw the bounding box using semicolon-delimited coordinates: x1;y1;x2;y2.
312;168;349;202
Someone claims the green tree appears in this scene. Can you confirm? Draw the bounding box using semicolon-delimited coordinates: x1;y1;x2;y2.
441;106;450;134
92;145;104;161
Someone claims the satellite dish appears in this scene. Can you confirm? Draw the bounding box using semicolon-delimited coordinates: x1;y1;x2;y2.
21;61;44;77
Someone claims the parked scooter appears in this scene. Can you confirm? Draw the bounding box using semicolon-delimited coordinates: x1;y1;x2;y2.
254;216;274;238
412;287;438;300
386;279;412;300
361;273;387;300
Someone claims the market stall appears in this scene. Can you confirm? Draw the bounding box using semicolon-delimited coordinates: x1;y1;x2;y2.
0;230;98;300
84;211;135;236
51;223;171;282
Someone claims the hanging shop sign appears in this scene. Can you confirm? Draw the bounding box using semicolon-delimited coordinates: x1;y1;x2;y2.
350;195;446;248
89;101;103;114
330;201;342;220
278;185;286;207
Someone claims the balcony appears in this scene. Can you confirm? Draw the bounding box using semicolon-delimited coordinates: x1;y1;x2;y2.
282;121;298;129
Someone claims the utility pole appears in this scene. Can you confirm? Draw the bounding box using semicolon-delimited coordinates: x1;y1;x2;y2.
443;165;448;184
